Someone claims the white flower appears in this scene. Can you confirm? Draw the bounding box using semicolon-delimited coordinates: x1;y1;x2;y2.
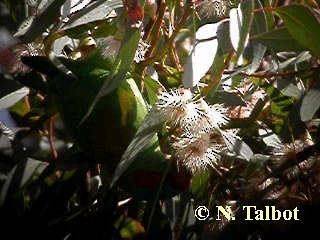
196;0;230;18
183;98;229;133
173;129;226;174
156;87;237;174
157;88;194;126
199;99;229;129
180;101;207;130
157;88;229;131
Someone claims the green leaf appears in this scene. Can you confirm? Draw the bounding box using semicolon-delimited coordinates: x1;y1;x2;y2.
63;18;118;39
247;0;267;73
0;158;47;206
262;0;276;29
276;5;320;56
207;90;246;107
251;77;305;140
191;170;211;206
229;0;254;64
144;76;162;105
205;21;229;99
14;0;67;42
300;89;320;122
159;65;181;88
114;215;145;239
252;27;306;52
61;0;123;30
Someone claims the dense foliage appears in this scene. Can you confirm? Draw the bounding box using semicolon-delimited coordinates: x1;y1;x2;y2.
0;0;319;239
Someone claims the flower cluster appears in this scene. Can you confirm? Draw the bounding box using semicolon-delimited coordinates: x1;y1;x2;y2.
157;88;233;174
195;0;232;19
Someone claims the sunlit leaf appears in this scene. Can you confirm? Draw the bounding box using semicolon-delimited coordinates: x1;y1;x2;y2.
247;0;267;73
258;128;282;149
182;22;222;88
63;18;117;39
14;0;67;42
229;0;254;65
61;0;122;30
300;89;320;122
0;87;30;110
251;77;305;140
13;16;35;38
276;5;320;56
204;21;231;99
220;130;253;160
60;0;92;18
144;76;162;105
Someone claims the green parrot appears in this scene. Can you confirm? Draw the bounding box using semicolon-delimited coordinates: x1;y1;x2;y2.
21;52;190;200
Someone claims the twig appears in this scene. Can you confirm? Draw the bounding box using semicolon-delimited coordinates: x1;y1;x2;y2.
48;116;58;160
253;6;276;13
240;67;320;79
142;3;193;66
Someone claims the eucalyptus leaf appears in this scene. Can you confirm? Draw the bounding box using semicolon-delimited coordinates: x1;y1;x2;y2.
14;0;67;42
0;87;30;110
61;0;92;18
275;78;304;99
20;158;47;187
144;76;162;105
276;5;320;57
61;0;122;30
182;22;221;88
300;89;320;122
63;18;117;39
191;170;211;206
250;77;304;140
220;130;253;160
252;27;305;52
0;165;16;206
13;16;35;38
247;0;267;73
0;157;47;207
278;51;312;70
208;90;246;106
258;128;282;149
206;21;231;95
229;0;254;65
